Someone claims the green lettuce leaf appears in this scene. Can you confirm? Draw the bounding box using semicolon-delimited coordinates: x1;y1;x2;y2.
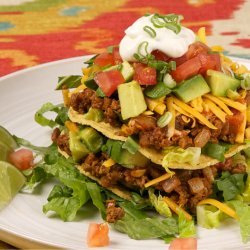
215;171;245;201
162;147;201;169
196;205;225;229
114;201;178;240
178;211;196;238
148;189;172;217
227;200;250;243
56;75;82;90
34;102;68;128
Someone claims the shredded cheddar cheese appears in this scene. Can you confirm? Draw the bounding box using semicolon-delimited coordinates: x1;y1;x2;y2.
62;89;70;107
190;96;203;113
143;110;154;116
218;97;246;112
235;109;247;144
163;197;193;221
144;173;174;188
204;94;233;115
197;27;206;44
198;199;239;220
65;121;79;133
145;97;166;115
166;97;175;138
245;127;250;139
211;45;224;52
102;158;116;168
173;97;217;129
172;103;193;118
203;98;226;123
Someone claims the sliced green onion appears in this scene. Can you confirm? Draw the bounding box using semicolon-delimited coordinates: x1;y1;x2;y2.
138;41;149;57
226;89;240;100
148;60;169;71
241;73;250;90
157;111;173;128
122;136;139;154
169;61;176;70
143;25;157;38
163;74;176;89
144;81;171;99
107;45;115;54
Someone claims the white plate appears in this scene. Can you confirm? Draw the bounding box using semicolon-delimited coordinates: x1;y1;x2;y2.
0;56;250;250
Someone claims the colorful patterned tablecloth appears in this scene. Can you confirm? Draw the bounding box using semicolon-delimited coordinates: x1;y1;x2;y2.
0;0;250;77
0;0;250;249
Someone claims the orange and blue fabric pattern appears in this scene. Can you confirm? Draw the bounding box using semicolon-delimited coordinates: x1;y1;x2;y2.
0;0;249;76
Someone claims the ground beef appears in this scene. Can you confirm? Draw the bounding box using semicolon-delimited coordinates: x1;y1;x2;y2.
82;153;149;189
51;127;60;143
55;133;71;156
106;200;125;223
70;89;121;127
214;157;246;174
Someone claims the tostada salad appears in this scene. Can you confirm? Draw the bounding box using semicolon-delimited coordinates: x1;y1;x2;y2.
1;13;250;249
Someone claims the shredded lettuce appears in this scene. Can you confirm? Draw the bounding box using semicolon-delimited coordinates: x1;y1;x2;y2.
148;189;172;217
55;75;82;90
162;147;201;169
215;171;245;201
197;205;225;229
227;200;250;243
114;201;178;240
178;211;196;238
34;102;68;128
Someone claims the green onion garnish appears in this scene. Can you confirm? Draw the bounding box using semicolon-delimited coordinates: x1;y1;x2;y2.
150;13;183;34
163;74;176;89
157;111;173;128
143;25;157;38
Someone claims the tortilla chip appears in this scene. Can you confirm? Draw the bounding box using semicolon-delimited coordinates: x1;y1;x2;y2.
69;107;250;169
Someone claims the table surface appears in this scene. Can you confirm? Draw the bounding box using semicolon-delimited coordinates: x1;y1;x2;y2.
0;0;250;249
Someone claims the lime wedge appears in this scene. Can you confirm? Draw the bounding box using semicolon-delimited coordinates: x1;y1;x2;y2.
0;141;12;161
0;161;26;210
0;125;18;150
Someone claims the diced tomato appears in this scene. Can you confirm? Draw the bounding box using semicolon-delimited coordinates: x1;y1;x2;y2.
8;148;34;170
133;63;157;85
94;70;124;97
112;47;123;64
227;111;244;135
169;237;197;250
87;223;109;247
185;42;210;60
171;56;201;83
94;52;114;67
151;50;170;62
171;53;221;83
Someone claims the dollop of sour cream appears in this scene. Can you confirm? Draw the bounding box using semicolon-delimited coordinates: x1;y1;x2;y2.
119;15;195;61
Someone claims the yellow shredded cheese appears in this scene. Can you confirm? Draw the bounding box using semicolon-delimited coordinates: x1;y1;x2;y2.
172;103;193;118
102;158;116;168
204;94;233;115
235;109;247;143
197;27;206;44
143;110;154;116
163;197;193;221
166;97;175;138
218;97;246;112
144;173;174;188
62;89;70;107
173;97;217;129
69;84;87;97
211;45;224;52
190;96;203;113
198;199;239;220
145;97;166;115
203;98;226;123
65;121;79;133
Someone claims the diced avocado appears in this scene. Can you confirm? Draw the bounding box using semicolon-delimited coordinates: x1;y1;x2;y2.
79;127;104;153
69;131;90;162
118;80;147;120
82;107;104;122
118;150;149;168
206;70;240;97
174;75;210;103
104;61;135;82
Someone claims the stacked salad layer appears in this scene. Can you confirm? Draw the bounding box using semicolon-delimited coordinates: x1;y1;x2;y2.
4;13;250;247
